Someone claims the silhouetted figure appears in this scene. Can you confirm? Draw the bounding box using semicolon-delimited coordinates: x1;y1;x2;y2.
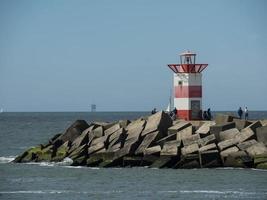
207;108;212;120
238;107;243;119
245;107;248;120
203;111;209;120
173;107;177;115
151;108;157;115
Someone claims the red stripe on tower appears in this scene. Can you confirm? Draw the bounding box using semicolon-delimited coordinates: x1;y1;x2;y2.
175;86;202;98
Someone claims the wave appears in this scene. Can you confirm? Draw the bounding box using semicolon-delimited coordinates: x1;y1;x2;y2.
0;190;123;194
179;190;263;195
0;156;16;163
25;157;73;167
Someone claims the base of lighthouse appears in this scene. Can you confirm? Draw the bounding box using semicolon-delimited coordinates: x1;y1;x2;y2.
173;73;203;121
174;98;202;120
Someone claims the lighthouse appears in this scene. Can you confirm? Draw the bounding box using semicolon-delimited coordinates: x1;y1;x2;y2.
167;51;208;120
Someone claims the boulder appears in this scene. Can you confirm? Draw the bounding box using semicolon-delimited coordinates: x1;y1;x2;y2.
141;111;172;136
126;119;146;140
15;146;43;162
160;140;181;156
149;156;173;168
91;126;104;138
90;135;108;147
218;138;237;151
220;146;239;159
104;123;121;136
181;143;199;156
36;145;55;161
195;121;216;135
88;143;105;156
69;131;89;152
256;162;267;169
176;126;194;141
114;137;140;159
57;120;90;143
182;134;200;146
237;139;258;151
219;128;240;141
233;119;252;130
135;131;159;155
144;145;161;156
199;143;217;152
123;156;143;167
223;151;252;168
156;133;177;147
198;134;216;147
245;142;267;157
52;141;71;161
119;120;131;128
246;121;262;133
235;127;255;144
168;121;191;135
254;154;267;165
256;126;267;145
215;114;236;125
68;144;88;159
210;122;236;142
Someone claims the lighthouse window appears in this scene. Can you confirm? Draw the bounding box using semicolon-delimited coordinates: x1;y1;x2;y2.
178;81;183;85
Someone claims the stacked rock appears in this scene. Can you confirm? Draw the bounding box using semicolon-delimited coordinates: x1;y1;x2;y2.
14;112;267;169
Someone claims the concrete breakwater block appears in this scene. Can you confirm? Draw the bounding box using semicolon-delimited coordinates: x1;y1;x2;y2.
13;113;267;169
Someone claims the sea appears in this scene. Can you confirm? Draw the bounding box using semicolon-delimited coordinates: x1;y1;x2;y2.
1;111;267;200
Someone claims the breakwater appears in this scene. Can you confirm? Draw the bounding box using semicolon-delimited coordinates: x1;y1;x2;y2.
14;112;267;169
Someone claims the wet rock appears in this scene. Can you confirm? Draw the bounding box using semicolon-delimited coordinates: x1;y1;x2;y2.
256;162;267;169
256;126;267;145
149;156;173;168
15;146;43;162
141;111;172;136
36;145;55;162
223;151;252;168
52;141;71;162
254;153;267;165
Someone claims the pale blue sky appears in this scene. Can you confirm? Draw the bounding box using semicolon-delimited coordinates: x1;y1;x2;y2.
0;0;266;112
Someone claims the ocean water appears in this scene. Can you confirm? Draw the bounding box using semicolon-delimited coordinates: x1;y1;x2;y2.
0;112;267;200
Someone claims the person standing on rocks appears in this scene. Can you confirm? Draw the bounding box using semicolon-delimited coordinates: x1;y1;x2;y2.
207;108;212;120
245;107;248;120
151;108;157;115
238;107;243;119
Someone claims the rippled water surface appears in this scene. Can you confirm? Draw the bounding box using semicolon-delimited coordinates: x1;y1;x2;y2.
1;112;267;200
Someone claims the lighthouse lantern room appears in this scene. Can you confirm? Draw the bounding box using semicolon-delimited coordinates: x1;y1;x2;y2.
167;51;208;120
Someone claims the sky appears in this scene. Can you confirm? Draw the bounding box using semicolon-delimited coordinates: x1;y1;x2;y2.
0;0;266;112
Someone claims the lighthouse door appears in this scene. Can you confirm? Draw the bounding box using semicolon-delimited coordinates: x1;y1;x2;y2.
191;100;200;119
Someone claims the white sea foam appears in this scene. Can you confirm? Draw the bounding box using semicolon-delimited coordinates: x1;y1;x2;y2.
179;190;261;195
0;156;16;163
0;190;123;194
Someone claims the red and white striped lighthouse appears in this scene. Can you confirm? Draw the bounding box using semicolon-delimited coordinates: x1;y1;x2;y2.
167;51;208;120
